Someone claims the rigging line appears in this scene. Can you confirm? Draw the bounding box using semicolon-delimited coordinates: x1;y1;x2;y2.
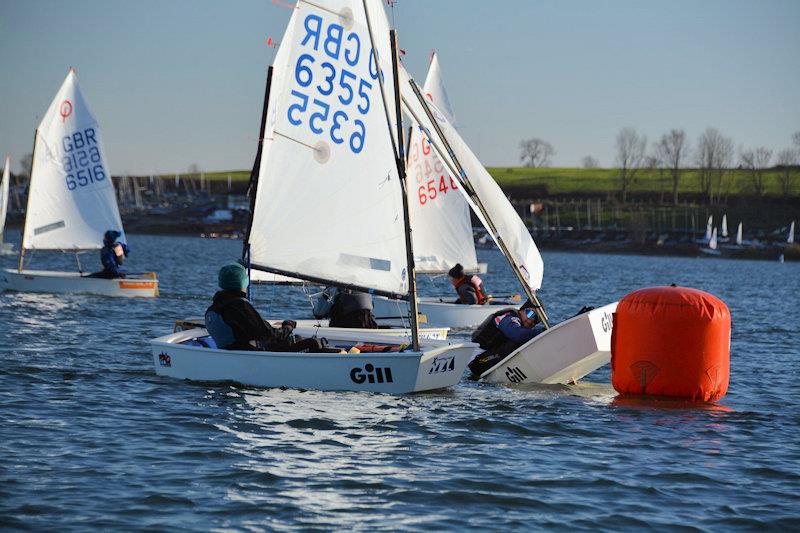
273;131;322;152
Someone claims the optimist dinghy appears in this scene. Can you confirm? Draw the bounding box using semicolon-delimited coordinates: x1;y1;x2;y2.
151;0;475;393
397;58;619;385
0;156;13;255
1;70;158;297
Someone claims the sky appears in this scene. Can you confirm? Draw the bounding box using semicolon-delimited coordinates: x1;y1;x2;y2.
1;0;798;175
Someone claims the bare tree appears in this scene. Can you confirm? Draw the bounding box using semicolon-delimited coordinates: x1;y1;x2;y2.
740;147;773;196
615;127;646;203
695;128;733;204
644;153;665;203
581;155;599;169
793;131;800;148
519;138;555;168
776;148;798;198
654;129;688;205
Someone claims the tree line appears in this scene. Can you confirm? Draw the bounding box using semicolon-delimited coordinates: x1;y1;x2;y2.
519;130;800;204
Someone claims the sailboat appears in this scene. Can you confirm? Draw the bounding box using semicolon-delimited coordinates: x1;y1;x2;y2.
736;222;743;246
788;221;795;245
720;214;729;242
699;215;713;243
700;227;721;256
0;69;158;297
372;53;517;328
151;0;475;393
396;51;618;385
0;156;14;255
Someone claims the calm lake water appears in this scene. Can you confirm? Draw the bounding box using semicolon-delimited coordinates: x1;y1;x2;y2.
1;232;799;531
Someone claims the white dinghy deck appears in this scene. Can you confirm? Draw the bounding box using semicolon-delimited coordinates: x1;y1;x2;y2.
1;269;159;297
372;295;520;329
481;302;618;385
173;317;449;340
152;328;475;393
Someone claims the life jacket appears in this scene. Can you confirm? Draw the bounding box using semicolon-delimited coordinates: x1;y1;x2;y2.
471;308;516;350
455;275;488;305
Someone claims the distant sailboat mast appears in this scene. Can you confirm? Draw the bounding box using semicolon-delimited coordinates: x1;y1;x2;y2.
788;221;795;244
736;222;743;246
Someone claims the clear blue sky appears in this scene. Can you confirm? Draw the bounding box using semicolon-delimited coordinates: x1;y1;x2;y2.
1;0;798;174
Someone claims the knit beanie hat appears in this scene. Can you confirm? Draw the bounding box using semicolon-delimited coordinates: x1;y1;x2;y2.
218;263;249;291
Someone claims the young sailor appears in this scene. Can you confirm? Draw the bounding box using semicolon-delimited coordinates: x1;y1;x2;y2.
205;263;321;352
329;289;378;329
447;263;488;305
88;230;129;279
467;306;544;379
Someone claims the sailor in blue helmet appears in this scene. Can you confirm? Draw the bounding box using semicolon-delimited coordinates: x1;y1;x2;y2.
205;263;323;352
88;230;129;279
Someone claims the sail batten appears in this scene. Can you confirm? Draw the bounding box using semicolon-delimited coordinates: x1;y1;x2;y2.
22;70;124;251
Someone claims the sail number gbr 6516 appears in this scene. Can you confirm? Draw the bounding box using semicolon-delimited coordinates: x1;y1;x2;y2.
286;13;381;155
61;127;105;191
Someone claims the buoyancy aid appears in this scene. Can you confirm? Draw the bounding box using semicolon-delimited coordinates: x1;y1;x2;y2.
471;308;516;349
455;274;488;304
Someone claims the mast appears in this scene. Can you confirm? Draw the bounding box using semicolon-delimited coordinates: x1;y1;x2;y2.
18;129;39;272
390;29;420;351
405;80;550;328
242;66;274;262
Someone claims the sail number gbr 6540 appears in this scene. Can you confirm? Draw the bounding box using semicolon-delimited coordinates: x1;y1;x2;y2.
61;127;105;190
286;13;381;155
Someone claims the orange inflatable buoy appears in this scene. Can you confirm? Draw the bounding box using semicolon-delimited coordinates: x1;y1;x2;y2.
611;286;731;402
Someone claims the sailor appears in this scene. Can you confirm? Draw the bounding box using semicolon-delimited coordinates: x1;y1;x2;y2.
205;263;321;352
88;230;129;279
467;306;543;379
329;289;378;328
447;263;488;305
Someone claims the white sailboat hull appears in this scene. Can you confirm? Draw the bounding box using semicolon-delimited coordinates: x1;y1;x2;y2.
151;328;476;393
174;317;449;340
372;295;519;329
1;269;158;297
481;302;618;385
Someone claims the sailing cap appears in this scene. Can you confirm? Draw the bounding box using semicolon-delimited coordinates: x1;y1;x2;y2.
218;263;249;291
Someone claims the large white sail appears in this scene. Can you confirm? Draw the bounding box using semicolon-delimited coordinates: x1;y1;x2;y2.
399;65;544;291
721;214;728;238
248;0;409;296
789;221;795;244
23;70;124;251
407;53;478;274
0;156;9;243
704;215;713;242
709;227;718;250
736;222;742;246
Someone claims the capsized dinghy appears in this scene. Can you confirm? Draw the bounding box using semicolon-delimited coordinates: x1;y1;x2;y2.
2;69;158;297
152;0;475;393
479;303;618;385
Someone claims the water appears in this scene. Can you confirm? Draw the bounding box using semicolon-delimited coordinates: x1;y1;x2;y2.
1;232;799;531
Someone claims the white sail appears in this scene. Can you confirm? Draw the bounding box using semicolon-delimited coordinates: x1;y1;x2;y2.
704;215;713;242
721;214;728;238
789;221;795;244
248;0;409;296
0;156;9;243
709;227;718;250
736;222;742;246
406;53;478;274
399;65;544;291
23;69;124;251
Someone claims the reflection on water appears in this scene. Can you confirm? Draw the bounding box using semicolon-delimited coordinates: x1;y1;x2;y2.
1;233;799;529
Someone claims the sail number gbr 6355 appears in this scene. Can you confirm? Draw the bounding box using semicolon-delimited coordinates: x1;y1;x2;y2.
61;127;105;191
286;14;381;155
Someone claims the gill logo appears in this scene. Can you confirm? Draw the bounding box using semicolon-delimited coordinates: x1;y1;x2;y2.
505;366;527;383
601;311;614;333
350;363;393;384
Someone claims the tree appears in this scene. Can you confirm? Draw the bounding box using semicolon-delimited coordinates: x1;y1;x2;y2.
793;131;800;148
615;127;646;203
20;153;33;177
776;148;798;199
695;128;733;204
581;155;599;169
739;147;772;196
654;129;688;205
644;153;665;203
519;138;555;168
